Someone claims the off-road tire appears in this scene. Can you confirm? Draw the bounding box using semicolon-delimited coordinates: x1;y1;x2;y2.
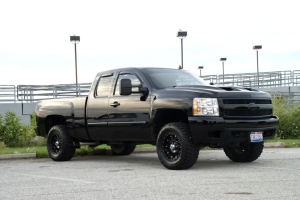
224;142;264;162
111;144;136;155
47;125;76;161
156;122;199;170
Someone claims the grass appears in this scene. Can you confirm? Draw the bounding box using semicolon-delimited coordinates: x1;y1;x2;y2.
0;144;155;158
1;140;298;158
265;138;300;148
0;146;48;157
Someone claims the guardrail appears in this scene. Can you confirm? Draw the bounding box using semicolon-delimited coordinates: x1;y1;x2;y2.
1;70;300;103
0;85;16;102
202;70;299;87
17;83;91;102
293;70;300;86
267;91;300;104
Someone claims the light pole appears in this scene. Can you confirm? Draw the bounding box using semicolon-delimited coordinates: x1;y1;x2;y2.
177;30;187;69
220;58;227;84
253;45;262;87
70;35;80;96
198;66;204;77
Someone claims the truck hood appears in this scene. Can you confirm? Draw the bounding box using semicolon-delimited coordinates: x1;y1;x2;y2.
162;85;270;99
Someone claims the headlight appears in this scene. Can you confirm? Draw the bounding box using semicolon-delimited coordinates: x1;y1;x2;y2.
193;98;219;116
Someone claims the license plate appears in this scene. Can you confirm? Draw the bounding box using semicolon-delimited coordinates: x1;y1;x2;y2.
250;132;263;142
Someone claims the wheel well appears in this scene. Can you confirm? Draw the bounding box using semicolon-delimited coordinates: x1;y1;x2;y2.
45;115;66;134
152;109;189;139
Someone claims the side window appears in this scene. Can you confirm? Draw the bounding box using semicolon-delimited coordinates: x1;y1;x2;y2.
96;76;113;97
114;73;141;96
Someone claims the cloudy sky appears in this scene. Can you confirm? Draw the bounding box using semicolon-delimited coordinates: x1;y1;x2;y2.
0;0;299;85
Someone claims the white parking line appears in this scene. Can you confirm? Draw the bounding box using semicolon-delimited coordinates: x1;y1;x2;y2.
23;174;95;184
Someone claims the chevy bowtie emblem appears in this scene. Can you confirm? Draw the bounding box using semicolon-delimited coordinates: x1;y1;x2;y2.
248;103;260;111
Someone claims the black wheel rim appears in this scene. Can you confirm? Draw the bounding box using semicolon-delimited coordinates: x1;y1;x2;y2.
162;132;181;161
50;133;62;155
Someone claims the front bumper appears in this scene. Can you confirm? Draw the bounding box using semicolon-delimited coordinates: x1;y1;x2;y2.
189;116;279;144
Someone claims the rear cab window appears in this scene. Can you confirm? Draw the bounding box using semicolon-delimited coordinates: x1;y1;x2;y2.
95;73;114;97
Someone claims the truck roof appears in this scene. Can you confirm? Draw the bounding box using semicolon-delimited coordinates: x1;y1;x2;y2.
96;67;186;76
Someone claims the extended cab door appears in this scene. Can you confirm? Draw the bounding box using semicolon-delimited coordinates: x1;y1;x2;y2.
86;72;115;140
107;71;152;141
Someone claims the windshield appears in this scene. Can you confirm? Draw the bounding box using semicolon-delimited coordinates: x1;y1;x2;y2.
143;68;209;89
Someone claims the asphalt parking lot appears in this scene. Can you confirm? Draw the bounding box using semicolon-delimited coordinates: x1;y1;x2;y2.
1;148;300;200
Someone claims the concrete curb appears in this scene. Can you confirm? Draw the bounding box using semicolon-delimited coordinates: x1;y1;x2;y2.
134;147;156;153
0;142;288;160
264;142;285;148
133;142;286;153
133;143;286;151
0;153;36;160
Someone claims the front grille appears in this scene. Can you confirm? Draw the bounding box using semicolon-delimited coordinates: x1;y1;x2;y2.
223;99;271;104
224;109;272;117
222;98;272;117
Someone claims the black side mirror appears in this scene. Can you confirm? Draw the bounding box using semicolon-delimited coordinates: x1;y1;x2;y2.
120;79;132;95
139;85;149;101
139;85;148;93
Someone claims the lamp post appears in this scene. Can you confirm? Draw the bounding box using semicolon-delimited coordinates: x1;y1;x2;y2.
70;35;80;96
220;58;227;84
198;66;204;77
177;30;187;69
253;45;262;87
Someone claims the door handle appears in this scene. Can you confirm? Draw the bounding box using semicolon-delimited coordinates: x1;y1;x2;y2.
110;101;120;107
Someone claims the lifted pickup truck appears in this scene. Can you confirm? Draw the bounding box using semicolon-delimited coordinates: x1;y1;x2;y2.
35;67;279;170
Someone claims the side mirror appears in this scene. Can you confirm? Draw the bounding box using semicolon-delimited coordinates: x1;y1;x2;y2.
120;79;132;95
139;85;148;93
139;85;149;101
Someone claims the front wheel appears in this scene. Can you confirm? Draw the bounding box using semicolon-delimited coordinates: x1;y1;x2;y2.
157;122;199;170
223;142;264;162
47;125;76;161
111;144;136;155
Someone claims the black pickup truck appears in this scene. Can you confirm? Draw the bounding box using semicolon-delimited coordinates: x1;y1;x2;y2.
35;67;279;170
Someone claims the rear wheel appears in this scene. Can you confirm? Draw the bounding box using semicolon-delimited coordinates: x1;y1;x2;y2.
47;125;76;161
157;122;199;170
223;142;264;162
111;144;136;155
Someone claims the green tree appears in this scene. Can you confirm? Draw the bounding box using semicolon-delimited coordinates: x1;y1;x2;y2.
0;111;38;147
2;111;22;147
273;98;300;139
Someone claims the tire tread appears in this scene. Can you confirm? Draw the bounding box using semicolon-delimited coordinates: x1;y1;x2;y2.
157;122;199;170
47;125;76;161
111;144;136;156
224;142;264;162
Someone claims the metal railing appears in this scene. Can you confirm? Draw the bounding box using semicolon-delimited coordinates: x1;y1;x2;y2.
0;85;16;102
1;70;300;103
17;83;91;102
267;91;300;104
201;70;299;87
293;70;300;86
